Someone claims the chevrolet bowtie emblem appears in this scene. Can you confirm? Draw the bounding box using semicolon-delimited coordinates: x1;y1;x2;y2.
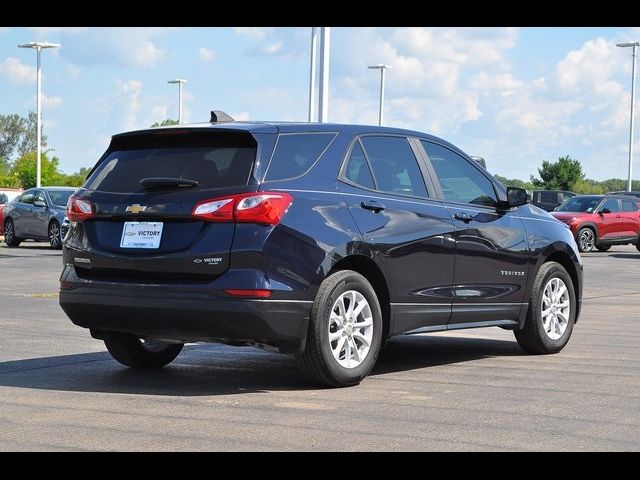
125;204;147;214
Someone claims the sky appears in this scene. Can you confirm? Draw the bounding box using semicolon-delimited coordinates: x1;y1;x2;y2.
1;26;639;181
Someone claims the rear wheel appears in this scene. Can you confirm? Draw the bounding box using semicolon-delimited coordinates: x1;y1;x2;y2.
595;243;611;252
515;262;576;354
48;220;62;249
104;332;183;369
576;227;595;252
3;219;21;247
296;270;383;387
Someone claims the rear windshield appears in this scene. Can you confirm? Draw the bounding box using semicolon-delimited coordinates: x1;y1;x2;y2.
48;190;75;207
85;131;257;193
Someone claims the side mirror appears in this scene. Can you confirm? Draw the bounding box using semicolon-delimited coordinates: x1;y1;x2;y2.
600;208;611;215
34;200;46;208
499;187;528;209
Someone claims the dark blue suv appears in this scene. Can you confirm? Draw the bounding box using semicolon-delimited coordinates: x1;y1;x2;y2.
59;118;583;387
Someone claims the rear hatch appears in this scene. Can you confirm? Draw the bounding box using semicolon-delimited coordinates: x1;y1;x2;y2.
69;128;261;282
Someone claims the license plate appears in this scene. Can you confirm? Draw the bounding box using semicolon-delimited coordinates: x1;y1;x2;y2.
120;222;163;249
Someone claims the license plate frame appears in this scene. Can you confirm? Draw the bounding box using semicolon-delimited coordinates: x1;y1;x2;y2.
120;221;164;249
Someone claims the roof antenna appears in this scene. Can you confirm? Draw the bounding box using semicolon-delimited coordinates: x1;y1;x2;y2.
210;110;235;123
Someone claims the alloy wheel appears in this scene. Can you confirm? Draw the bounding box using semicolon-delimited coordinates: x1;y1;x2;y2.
541;277;571;340
328;290;374;369
579;229;595;252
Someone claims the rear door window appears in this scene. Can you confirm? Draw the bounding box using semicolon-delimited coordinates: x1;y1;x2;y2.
622;200;637;212
359;136;428;198
264;133;336;181
85;131;257;193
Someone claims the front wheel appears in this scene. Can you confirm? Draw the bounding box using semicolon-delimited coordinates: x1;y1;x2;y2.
296;270;383;387
104;333;183;369
515;262;576;354
576;227;595;252
3;219;21;247
48;220;62;249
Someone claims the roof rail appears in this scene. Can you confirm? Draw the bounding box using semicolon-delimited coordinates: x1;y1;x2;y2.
210;110;235;123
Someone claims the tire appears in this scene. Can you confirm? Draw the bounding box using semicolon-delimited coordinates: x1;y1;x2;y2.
576;227;595;252
595;243;611;252
48;220;62;249
3;219;21;247
637;243;640;253
296;270;383;387
104;332;183;369
514;261;576;354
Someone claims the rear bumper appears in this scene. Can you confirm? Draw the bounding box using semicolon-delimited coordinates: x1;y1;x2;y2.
59;270;313;354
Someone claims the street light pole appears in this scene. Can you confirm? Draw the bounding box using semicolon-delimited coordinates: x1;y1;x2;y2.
167;79;187;124
617;42;640;192
18;42;60;188
308;27;318;123
318;27;330;123
368;64;392;126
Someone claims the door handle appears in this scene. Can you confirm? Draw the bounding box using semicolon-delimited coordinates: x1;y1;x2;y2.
361;200;385;213
454;212;475;223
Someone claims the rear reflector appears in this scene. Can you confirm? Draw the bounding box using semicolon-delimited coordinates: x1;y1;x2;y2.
224;289;272;298
192;191;293;225
66;194;94;221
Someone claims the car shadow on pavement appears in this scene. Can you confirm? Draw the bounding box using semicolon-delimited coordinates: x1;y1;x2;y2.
0;335;525;396
609;253;639;259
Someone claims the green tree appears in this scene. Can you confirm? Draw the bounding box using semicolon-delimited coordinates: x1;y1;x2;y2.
571;179;605;194
61;166;92;187
494;174;535;191
531;156;585;191
150;119;179;127
0;111;47;174
10;151;65;189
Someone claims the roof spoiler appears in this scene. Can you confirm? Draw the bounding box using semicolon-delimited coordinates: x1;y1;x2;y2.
210;110;235;123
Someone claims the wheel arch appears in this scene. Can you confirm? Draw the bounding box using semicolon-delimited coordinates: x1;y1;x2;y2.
328;254;391;341
530;247;582;325
576;222;599;240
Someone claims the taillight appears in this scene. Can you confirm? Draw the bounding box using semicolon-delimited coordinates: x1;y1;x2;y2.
192;191;293;225
66;194;94;221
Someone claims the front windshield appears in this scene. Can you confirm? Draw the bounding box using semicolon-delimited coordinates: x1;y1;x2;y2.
48;190;75;207
555;196;602;213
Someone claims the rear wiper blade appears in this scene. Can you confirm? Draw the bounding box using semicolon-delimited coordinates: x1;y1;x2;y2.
140;177;199;189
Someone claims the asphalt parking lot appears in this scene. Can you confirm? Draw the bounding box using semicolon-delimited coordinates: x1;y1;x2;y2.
0;241;638;451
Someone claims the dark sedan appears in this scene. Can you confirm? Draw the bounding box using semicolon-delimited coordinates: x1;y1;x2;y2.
3;187;76;249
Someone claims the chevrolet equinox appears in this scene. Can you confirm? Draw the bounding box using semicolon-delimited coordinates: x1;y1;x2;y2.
59;115;583;387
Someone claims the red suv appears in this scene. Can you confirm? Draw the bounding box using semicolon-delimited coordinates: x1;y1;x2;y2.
551;194;640;252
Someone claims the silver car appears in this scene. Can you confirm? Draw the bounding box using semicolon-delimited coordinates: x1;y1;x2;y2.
3;187;76;249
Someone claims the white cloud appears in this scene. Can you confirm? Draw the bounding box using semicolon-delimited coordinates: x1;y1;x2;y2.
230;112;251;121
43;95;63;107
58;28;172;68
199;47;214;63
116;80;144;130
0;57;36;84
262;42;283;55
233;27;274;39
65;62;81;79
